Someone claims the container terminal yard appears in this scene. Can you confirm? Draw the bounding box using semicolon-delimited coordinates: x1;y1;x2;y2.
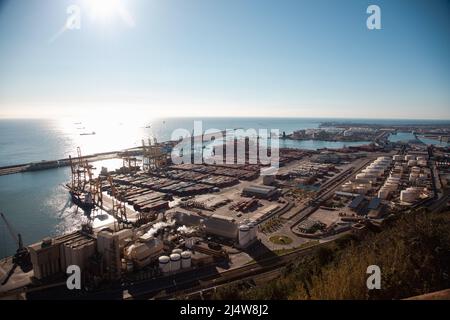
1;130;449;300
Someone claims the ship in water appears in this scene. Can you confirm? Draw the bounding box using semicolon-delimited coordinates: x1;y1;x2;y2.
80;131;96;136
66;147;98;212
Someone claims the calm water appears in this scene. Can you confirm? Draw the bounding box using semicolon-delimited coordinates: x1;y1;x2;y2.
0;117;448;258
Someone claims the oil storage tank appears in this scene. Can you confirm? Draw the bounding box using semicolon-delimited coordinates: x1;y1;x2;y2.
238;224;251;248
159;255;170;273
170;253;181;272
181;251;192;269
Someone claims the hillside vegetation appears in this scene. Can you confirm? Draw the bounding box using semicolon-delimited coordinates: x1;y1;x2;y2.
211;210;450;300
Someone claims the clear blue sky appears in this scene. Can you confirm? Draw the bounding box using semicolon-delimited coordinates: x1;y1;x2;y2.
0;0;449;119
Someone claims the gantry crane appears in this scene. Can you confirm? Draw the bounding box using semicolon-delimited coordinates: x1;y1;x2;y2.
107;176;129;230
0;212;32;286
142;138;167;172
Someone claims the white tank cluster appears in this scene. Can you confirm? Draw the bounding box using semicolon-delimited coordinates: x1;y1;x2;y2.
344;157;392;195
159;249;192;274
378;175;400;199
238;221;258;248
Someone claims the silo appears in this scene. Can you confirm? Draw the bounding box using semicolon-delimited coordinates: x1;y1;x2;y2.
170;253;181;272
238;224;250;247
172;248;183;255
248;221;257;241
159;255;171;273
181;251;192;269
378;188;390;200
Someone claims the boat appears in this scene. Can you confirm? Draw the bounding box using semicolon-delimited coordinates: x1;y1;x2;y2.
80;131;96;136
63;184;95;211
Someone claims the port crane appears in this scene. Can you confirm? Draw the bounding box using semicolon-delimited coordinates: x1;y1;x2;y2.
0;212;32;286
142;138;167;172
66;147;94;211
107;176;130;230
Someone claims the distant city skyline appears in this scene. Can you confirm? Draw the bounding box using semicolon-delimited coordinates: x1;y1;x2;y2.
0;0;449;120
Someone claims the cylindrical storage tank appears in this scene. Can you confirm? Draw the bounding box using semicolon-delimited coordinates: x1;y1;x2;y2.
159;255;171;273
393;155;403;161
172;248;183;255
170;253;181;272
238;224;250;247
400;189;418;203
405;155;416;161
181;251;192;269
356;173;367;180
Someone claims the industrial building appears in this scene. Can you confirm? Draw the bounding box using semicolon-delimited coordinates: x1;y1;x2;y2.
29;231;96;280
242;185;279;199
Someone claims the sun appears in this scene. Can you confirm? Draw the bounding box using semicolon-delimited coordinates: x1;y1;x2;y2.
86;0;121;20
84;0;135;26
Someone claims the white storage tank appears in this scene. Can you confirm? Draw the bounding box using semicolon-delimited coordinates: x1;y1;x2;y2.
159;255;171;273
400;189;419;203
170;253;181;272
355;185;369;194
181;251;192;269
378;188;390;200
405;155;416;161
238;224;251;247
172;248;183;255
393;155;403;161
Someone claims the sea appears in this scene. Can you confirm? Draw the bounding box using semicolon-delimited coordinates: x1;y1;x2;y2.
0;117;449;258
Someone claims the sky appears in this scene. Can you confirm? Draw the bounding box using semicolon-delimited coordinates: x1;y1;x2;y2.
0;0;449;120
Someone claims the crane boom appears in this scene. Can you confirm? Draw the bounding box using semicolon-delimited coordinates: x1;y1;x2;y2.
0;212;19;245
